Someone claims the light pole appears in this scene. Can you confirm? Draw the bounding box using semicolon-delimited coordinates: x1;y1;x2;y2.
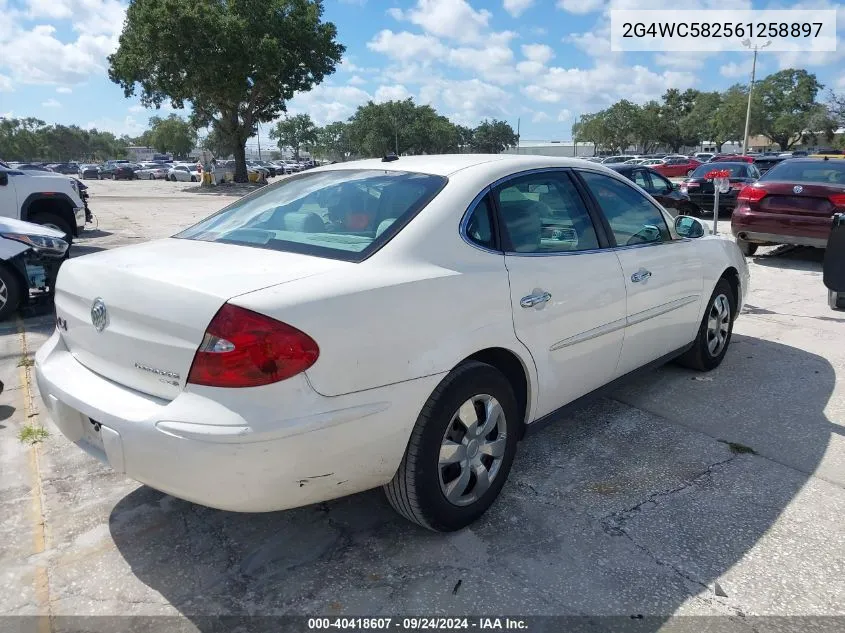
740;39;771;156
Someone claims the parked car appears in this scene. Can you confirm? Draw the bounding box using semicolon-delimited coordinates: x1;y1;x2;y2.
679;162;761;217
47;162;81;175
0;217;69;320
167;164;201;182
78;164;101;179
35;154;748;531
600;155;633;164
752;156;786;175
639;158;665;167
99;161;137;180
651;156;702;178
693;153;715;162
622;158;646;165
135;163;170;180
607;164;697;216
732;158;845;255
824;213;845;310
9;163;54;172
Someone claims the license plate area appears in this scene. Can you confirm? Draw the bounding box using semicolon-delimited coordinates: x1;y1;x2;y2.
79;417;105;454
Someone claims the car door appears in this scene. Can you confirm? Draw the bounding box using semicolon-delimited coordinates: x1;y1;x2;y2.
0;170;18;217
641;170;683;214
492;170;627;419
577;170;704;377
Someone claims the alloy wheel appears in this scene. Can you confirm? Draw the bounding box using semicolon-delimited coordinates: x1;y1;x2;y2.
706;293;731;357
438;394;507;506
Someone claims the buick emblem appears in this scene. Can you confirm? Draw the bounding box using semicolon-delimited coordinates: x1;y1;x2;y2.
90;298;109;333
793;185;803;194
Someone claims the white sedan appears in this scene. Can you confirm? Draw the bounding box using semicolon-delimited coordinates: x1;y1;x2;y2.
167;164;201;182
35;155;749;531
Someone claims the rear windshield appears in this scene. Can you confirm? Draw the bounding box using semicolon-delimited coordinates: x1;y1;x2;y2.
691;163;749;178
760;160;845;184
176;169;447;261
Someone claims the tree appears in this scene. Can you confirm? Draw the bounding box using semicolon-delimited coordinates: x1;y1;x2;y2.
201;122;238;158
755;69;825;150
108;0;344;182
269;114;318;160
572;113;612;153
147;114;198;157
313;121;352;161
659;88;701;151
829;90;845;126
455;125;474;152
471;119;518;154
633;101;662;154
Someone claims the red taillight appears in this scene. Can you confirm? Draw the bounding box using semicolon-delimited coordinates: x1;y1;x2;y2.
187;304;319;388
830;194;845;207
737;186;767;203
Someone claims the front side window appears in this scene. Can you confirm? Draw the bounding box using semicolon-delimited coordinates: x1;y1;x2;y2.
494;171;600;254
579;171;671;247
177;170;447;261
631;169;650;190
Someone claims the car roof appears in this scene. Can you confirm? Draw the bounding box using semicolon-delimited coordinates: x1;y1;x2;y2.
320;154;597;177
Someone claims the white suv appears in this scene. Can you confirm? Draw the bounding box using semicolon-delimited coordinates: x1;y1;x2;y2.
0;163;86;242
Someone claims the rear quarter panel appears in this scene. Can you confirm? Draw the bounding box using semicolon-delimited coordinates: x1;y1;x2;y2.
696;236;750;317
231;165;540;413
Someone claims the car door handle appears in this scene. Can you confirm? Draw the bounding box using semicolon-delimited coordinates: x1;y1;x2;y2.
631;269;652;283
520;291;552;308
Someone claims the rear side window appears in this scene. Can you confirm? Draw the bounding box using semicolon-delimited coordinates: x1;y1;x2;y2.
760;161;845;184
494;171;600;254
176;170;447;262
465;195;496;250
579;171;671;247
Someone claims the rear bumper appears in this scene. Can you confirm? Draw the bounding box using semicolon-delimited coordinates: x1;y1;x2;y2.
35;331;442;512
732;206;832;247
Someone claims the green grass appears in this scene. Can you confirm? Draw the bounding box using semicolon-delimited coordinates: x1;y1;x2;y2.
18;425;49;445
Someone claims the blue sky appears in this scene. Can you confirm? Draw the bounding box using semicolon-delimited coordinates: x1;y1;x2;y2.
1;0;843;147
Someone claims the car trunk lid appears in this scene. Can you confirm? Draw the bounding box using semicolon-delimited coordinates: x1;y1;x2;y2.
54;238;347;400
756;182;844;217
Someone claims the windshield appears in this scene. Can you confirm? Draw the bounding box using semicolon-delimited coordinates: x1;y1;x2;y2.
176;169;447;261
760;160;845;184
691;163;749;178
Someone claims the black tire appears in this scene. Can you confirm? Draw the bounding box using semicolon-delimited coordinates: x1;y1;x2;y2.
384;361;520;531
30;212;73;244
0;264;22;321
737;238;758;256
190;176;197;182
677;278;736;372
830;290;845;311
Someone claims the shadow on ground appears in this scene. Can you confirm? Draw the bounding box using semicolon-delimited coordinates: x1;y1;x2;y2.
70;245;108;258
109;336;837;630
752;245;825;271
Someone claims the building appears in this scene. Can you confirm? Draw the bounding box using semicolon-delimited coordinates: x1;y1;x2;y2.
502;140;596;157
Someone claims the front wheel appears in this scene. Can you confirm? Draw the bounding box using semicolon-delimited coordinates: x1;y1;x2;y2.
384;361;520;531
0;265;22;321
190;176;197;182
30;212;73;244
677;278;736;371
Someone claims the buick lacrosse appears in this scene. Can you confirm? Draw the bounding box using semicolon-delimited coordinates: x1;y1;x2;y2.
36;155;749;531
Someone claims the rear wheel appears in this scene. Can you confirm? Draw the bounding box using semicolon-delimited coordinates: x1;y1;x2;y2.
677;278;736;371
736;238;758;257
0;265;22;321
384;361;520;531
190;176;197;182
830;290;845;311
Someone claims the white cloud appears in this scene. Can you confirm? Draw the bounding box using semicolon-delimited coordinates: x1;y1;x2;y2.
720;59;755;78
402;0;492;43
556;0;604;14
41;98;61;107
367;30;446;62
418;77;512;126
347;75;367;86
0;73;11;92
504;0;535;17
654;52;706;70
774;47;845;69
386;7;404;20
128;104;145;113
516;60;545;75
374;84;411;102
531;111;551;123
287;84;372;125
56;86;72;94
558;108;572;121
521;43;554;64
447;41;517;84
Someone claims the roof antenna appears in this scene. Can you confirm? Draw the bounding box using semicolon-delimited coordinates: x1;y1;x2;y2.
382;152;399;162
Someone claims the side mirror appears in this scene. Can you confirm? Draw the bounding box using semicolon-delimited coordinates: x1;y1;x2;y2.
675;215;705;239
0;172;7;186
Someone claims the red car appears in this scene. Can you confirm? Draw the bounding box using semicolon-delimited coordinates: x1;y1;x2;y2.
652;156;702;178
731;158;845;256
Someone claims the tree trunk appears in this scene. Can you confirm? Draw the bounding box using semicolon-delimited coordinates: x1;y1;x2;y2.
233;141;248;183
716;142;723;152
